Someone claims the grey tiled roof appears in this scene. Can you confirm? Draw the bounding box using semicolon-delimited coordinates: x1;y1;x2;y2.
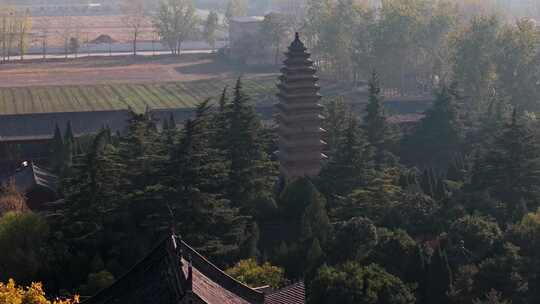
0;163;58;194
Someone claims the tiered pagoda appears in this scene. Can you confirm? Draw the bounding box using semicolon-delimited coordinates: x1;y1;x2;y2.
276;33;325;181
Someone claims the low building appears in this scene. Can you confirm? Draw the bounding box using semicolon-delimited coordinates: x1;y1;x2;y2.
0;108;197;165
0;162;59;210
227;15;281;66
82;234;305;304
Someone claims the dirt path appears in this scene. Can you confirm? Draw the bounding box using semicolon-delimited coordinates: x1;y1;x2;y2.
0;55;274;88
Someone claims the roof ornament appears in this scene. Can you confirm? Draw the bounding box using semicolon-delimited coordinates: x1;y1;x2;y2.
290;32;306;50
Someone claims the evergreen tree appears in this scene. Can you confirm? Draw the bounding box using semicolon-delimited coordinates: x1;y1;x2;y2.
242;222;260;259
301;185;331;245
64;121;75;143
203;11;219;51
63;121;75;171
58;130;127;282
306;237;324;275
309;262;416;304
363;71;395;167
428;246;453;304
223;78;276;212
402;84;462;170
164;100;247;260
319;115;374;196
469;110;540;220
49;124;64;173
321;97;348;157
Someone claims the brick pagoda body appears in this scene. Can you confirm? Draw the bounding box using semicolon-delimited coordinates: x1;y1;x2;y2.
276;33;325;181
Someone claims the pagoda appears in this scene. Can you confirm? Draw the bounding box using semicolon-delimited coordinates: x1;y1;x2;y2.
276;33;325;181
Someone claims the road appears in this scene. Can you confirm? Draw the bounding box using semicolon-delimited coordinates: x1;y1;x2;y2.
2;49;214;62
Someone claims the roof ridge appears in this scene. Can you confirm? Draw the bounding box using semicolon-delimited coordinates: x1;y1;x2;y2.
82;236;185;304
180;240;265;303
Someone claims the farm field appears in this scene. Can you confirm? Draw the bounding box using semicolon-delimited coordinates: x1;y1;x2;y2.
0;54;261;87
0;54;279;114
0;76;277;114
0;54;424;116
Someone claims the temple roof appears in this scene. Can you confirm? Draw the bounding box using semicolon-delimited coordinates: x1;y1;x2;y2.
0;162;58;195
83;235;305;304
264;282;305;304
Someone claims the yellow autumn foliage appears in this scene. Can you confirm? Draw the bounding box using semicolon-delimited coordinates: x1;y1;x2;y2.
0;279;79;304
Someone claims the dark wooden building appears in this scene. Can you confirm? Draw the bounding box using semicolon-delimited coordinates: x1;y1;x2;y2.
83;234;305;304
0;162;59;210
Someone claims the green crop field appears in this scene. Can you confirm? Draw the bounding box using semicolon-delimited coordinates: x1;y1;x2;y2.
0;76;278;115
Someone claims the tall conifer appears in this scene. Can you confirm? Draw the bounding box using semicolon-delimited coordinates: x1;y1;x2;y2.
364;71;395;167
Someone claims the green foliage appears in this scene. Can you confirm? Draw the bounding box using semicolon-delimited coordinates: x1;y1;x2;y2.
49;125;64;173
153;0;198;55
203;11;219;51
469;112;540;220
279;177;320;221
449;215;502;258
260;13;289;65
402;84;462;169
338;167;404;223
330;217;378;263
301;187;331;245
78;271;114;297
452;15;500;108
473;290;512;304
319;114;374;196
364;71;396;167
366;229;417;281
223;78;277;213
321;97;349;156
0;212;49;284
309;262;416;304
225;259;285;289
495;19;540;111
427;246;452;304
225;0;248;25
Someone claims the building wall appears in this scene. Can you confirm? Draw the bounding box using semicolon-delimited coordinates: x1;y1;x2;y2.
228;16;274;66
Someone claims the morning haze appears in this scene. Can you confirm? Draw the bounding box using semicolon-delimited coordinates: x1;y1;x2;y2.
0;0;539;304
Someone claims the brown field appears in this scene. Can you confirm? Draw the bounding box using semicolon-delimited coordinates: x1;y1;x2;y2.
30;15;156;47
0;54;274;87
0;54;279;114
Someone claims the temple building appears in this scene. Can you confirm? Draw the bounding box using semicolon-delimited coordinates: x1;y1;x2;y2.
276;33;325;181
82;234;305;304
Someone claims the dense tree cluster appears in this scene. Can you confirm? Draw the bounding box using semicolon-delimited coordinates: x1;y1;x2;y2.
3;68;540;303
2;2;540;304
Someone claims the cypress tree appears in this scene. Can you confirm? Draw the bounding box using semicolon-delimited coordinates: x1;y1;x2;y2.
319;115;374;196
363;71;395;168
301;182;331;245
428;246;453;304
167;113;176;130
469;109;540;220
402;84;462;170
223;78;276;211
50;124;64;173
165;100;247;259
63;121;75;171
64;121;75;143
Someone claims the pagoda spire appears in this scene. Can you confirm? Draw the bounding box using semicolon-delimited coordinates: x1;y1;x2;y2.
275;32;325;181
